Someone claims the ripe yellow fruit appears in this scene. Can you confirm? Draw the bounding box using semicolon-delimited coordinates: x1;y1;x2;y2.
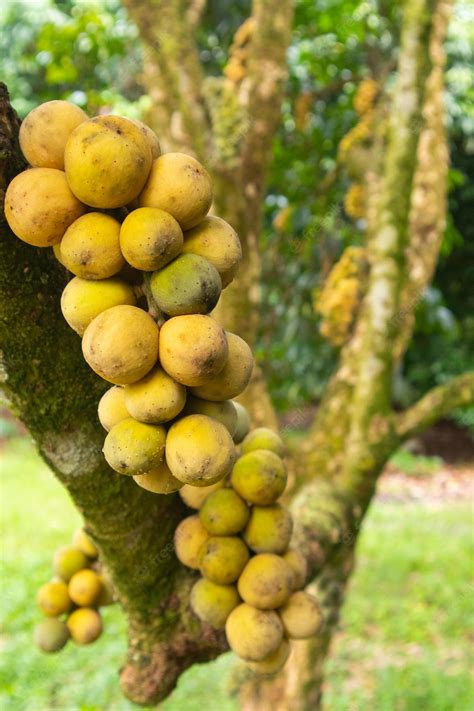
82;305;159;385
243;504;293;554
278;591;322;639
159;315;228;387
4;168;85;247
124;366;186;424
133;461;183;494
182;216;242;287
225;604;283;661
183;396;237;437
34;618;69;653
120;207;183;272
72;528;99;559
237;554;293;609
53;546;89;582
98;386;130;431
199;536;249;584
174;515;210;569
68;569;103;606
103;418;166;475
241;428;285;457
64;115;152;208
233;402;251;444
179;480;225;510
139;152;212;230
246;638;291;674
190;578;240;628
60;213;124;279
61;277;136;335
37;580;72;617
150;254;222;316
166;415;235;486
199;488;249;536
19;100;87;170
130;119;161;159
191;331;253;401
67;607;103;645
282;549;308;591
231;450;287;505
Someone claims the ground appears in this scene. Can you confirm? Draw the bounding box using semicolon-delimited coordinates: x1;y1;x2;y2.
0;437;472;711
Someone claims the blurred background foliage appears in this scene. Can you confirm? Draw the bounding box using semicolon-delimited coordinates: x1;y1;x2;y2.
1;0;472;425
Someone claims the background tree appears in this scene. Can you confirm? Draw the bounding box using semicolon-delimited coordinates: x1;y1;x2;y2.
0;0;473;709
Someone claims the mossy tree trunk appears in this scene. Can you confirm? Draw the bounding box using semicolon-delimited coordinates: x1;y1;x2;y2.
1;0;473;708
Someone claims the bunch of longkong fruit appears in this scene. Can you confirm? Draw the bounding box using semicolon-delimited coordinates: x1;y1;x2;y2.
6;100;321;674
34;528;115;653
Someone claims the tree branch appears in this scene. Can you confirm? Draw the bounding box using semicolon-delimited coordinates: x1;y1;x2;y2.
395;372;474;442
123;0;211;155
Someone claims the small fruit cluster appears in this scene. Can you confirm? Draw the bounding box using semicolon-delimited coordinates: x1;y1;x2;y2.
175;427;322;675
5;100;253;492
34;528;115;654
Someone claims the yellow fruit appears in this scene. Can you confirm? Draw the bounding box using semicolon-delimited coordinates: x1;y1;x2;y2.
246;638;291;674
237;554;293;609
130;119;161;159
53;546;89;582
199;488;249;535
243;504;293;554
133;461;183;494
199;536;249;584
53;243;66;265
183;396;237;436
174;515;210;569
103;417;166;475
159;315;228;387
68;569;103;606
60;213;124;279
124;366;186;424
37;580;72;617
166;415;235;486
19;100;88;169
278;591;322;639
72;528;99;559
190;578;240;628
4;168;85;247
82;305;159;385
34;618;69;653
150;254;222;316
225;603;283;661
139;152;212;230
191;332;253;401
282;549;308;591
241;428;285;457
233;402;251;444
231;450;287;505
98;386;130;431
61;277;136;335
179;480;225;510
182;216;242;287
64;115;152;208
120;207;183;272
67;607;102;645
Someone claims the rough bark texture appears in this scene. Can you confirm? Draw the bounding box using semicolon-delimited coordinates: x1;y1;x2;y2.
1;0;473;708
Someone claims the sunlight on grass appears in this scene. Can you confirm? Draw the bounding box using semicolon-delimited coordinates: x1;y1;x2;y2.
1;438;472;710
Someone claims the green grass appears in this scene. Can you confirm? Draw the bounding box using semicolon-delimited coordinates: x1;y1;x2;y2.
1;438;473;710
